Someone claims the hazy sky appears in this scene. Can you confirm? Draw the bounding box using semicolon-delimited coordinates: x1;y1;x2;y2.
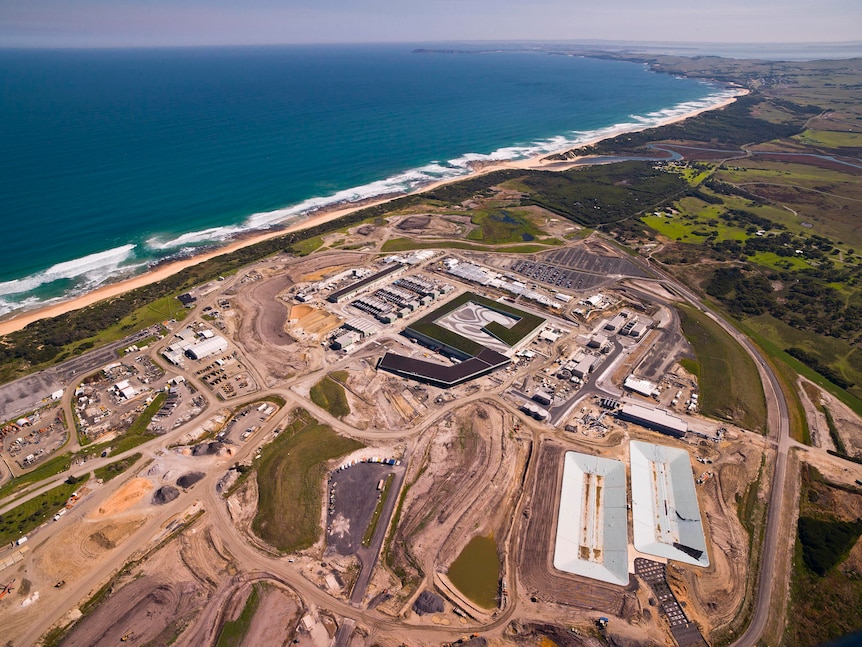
1;0;859;48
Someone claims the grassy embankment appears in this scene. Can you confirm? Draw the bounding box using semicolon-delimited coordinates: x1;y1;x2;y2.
0;480;80;545
93;453;143;482
786;466;862;646
676;303;767;432
252;408;364;552
309;371;351;419
0;452;75;501
214;583;263;647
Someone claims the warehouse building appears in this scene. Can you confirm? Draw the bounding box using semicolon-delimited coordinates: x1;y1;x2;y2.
618;402;687;438
377;347;509;389
327;264;404;303
554;451;629;585
630;441;709;567
184;335;229;361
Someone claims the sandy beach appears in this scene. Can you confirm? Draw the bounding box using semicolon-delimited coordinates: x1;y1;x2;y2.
0;89;745;338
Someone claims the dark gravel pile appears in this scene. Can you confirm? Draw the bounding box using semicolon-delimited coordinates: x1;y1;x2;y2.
176;472;205;488
152;486;180;505
412;590;444;615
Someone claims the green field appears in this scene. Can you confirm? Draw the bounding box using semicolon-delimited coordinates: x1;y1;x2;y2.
795;129;862;148
252;409;364;552
465;208;546;244
408;291;545;356
309;371;351;419
743;314;862;410
0;480;79;545
677;304;767;431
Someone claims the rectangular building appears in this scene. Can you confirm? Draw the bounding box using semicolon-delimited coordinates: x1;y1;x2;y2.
554;452;629;585
629;441;709;567
619;402;687;438
328;264;404;303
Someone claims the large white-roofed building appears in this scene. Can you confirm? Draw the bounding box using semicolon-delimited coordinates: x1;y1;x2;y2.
629;441;709;567
553;451;630;586
185;335;229;361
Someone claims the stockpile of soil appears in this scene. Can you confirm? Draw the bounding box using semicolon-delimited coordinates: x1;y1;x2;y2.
412;590;444;615
191;442;225;456
152;486;180;505
177;472;205;488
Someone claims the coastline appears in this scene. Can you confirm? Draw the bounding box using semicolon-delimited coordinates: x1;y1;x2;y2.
0;88;745;338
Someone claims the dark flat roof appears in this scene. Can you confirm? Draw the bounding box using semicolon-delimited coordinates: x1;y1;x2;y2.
378;350;509;388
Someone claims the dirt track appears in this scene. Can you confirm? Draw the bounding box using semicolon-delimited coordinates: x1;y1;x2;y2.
517;440;628;616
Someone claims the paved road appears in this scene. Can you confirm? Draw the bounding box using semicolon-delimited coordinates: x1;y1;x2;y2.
4;246;796;647
624;246;792;647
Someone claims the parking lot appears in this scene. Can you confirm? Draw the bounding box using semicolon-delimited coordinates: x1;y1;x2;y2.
216;402;278;444
326;462;396;555
540;247;652;278
509;259;609;291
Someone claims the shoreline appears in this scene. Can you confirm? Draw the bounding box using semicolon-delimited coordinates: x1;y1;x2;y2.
0;88;745;338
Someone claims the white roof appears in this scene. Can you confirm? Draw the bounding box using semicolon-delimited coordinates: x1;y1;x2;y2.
554;452;629;585
114;379;131;391
624;376;657;397
186;335;229;360
629;441;709;567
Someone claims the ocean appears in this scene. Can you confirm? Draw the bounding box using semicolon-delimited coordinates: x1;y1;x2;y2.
0;44;731;317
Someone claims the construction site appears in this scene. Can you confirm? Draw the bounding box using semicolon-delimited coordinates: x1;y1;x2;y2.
0;204;857;647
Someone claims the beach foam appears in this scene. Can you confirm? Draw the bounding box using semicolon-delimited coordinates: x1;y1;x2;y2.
0;244;141;316
147;87;739;254
2;84;740;320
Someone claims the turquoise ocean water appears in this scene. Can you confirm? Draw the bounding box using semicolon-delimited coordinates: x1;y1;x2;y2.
0;45;731;316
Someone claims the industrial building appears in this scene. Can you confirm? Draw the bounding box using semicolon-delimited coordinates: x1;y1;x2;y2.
553;452;629;586
629;441;709;567
572;355;598;379
327;264;404;303
618;402;688;438
184;335;229;361
377;347;510;389
623;376;660;398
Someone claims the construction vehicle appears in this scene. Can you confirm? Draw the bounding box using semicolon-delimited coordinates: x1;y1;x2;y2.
0;579;15;599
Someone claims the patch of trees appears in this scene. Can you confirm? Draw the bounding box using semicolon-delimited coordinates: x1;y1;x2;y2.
424;169;526;203
549;94;806;157
720;208;784;231
797;516;862;576
769;98;823;115
704;266;862;344
705;179;765;204
517;162;688;227
786;348;855;390
705;267;774;316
